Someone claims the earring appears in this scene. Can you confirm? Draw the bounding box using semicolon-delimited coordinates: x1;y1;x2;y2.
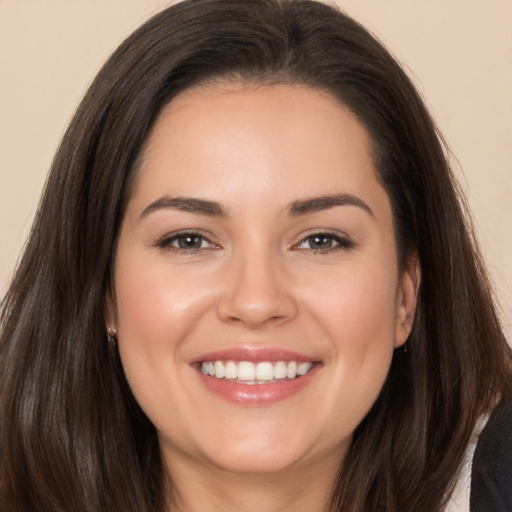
107;326;118;347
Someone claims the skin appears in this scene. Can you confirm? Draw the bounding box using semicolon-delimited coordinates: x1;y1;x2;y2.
108;84;419;512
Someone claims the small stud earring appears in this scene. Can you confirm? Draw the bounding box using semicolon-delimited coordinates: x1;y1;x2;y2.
107;327;118;347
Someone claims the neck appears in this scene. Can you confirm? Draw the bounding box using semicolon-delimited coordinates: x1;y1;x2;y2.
164;449;342;512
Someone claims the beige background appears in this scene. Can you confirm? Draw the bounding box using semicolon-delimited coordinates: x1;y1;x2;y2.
1;1;511;341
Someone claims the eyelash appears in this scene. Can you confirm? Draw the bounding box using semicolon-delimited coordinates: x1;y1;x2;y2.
293;231;354;253
156;230;353;255
156;231;218;254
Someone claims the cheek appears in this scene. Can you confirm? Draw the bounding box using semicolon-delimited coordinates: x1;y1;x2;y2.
114;252;214;346
300;259;398;421
111;250;219;414
112;253;213;428
305;257;399;349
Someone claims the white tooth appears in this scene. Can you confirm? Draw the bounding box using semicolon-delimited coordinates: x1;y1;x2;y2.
287;361;298;379
214;361;225;379
201;362;209;375
274;361;287;379
297;362;312;376
225;360;237;379
256;362;274;381
208;362;215;376
237;361;256;381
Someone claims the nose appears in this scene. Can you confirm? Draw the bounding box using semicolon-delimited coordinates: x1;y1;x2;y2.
217;248;298;329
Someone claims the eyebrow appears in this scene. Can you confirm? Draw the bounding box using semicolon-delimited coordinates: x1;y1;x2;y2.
288;193;375;218
139;192;374;220
140;196;228;219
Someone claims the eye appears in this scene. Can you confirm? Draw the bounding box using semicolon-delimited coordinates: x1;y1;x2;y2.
295;232;353;252
157;232;218;252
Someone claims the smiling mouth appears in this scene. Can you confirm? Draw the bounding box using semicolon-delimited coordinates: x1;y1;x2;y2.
200;360;313;384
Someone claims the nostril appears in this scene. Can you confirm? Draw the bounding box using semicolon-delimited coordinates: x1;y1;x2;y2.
223;312;288;329
216;259;299;327
217;295;297;329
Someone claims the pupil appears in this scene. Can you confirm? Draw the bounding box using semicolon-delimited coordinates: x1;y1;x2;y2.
179;236;201;249
311;235;332;249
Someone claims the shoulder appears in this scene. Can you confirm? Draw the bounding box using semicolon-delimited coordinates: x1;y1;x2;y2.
470;398;512;512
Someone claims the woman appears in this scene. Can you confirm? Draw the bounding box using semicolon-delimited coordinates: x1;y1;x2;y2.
1;1;510;511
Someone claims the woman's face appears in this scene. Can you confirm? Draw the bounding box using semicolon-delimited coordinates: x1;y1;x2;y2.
110;84;418;478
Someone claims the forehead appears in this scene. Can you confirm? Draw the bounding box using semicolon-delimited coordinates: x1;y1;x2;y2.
128;83;387;218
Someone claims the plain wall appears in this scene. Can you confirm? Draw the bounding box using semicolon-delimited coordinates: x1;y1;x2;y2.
1;1;511;341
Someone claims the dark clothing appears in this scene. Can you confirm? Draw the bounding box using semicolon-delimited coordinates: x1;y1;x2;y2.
470;398;512;511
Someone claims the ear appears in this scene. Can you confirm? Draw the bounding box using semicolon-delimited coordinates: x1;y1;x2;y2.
394;254;421;348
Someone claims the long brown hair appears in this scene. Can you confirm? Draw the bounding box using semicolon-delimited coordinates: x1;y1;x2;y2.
1;1;510;510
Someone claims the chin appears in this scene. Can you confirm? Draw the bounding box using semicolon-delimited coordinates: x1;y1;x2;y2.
196;423;343;476
204;444;309;475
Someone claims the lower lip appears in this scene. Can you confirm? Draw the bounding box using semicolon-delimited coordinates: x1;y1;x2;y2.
196;365;320;405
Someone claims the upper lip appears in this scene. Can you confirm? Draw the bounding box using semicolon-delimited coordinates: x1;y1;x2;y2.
190;346;318;364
